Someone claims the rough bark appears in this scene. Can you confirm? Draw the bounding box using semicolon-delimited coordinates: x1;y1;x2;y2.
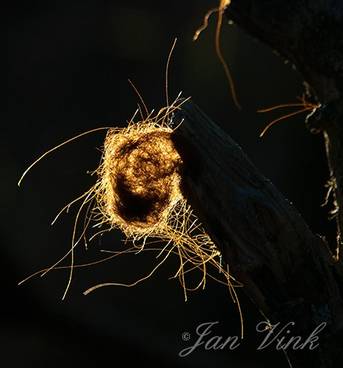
226;0;343;276
173;101;343;367
171;1;343;365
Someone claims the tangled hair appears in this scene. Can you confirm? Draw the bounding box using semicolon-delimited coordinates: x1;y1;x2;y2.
17;33;245;336
98;128;182;232
18;97;244;337
91;100;243;332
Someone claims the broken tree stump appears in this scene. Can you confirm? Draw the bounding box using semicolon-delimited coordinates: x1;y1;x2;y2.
173;101;343;367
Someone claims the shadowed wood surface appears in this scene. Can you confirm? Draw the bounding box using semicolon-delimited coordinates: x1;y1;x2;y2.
173;101;343;367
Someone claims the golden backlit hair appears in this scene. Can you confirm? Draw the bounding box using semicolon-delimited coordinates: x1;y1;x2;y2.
18;39;244;337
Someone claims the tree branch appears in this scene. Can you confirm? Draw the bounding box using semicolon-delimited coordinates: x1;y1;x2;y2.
173;101;343;367
172;1;343;365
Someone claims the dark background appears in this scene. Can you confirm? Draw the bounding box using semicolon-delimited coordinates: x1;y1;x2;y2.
5;0;334;367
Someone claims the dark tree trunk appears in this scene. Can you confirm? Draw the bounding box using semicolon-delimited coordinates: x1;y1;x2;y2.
172;2;343;366
173;100;343;367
